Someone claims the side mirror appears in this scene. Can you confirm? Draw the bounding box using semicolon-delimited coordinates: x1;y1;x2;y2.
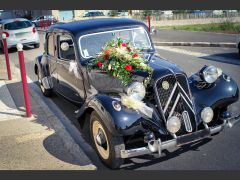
60;42;69;51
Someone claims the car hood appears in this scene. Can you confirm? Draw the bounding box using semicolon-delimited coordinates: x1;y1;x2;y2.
88;53;186;94
148;54;186;82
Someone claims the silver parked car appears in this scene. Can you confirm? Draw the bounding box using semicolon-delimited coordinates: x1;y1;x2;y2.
32;15;58;27
0;18;40;50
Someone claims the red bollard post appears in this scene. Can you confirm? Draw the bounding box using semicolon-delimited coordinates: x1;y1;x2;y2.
147;16;151;32
2;33;12;80
40;18;43;29
17;43;32;118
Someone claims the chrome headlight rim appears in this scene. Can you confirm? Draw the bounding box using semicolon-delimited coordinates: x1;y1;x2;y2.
202;65;222;84
126;82;146;101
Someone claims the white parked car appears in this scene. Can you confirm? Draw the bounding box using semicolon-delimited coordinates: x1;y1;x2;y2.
118;11;129;17
212;10;223;16
0;18;40;50
161;11;173;18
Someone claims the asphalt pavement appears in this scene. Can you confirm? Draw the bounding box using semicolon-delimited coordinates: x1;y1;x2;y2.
3;31;240;170
152;29;239;43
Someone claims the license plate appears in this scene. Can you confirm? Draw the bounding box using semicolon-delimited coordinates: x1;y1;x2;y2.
15;32;29;38
177;129;210;146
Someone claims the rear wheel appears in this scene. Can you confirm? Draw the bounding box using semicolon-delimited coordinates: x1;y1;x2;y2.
238;43;240;56
34;43;40;48
37;69;52;97
0;41;4;53
90;111;125;169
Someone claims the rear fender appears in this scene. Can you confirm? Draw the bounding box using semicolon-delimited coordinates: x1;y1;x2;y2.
35;55;53;89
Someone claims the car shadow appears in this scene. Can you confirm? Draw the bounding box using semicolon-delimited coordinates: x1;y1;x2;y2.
42;133;86;166
121;138;212;170
200;52;240;66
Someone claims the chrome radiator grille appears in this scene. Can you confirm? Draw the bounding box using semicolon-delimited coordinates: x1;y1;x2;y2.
154;74;196;135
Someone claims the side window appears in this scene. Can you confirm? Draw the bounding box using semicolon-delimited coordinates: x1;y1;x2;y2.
58;34;76;60
47;34;55;56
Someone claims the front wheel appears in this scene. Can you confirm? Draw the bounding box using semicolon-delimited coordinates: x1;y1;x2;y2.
90;111;125;169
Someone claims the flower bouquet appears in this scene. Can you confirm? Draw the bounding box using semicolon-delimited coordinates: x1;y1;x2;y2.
93;38;153;86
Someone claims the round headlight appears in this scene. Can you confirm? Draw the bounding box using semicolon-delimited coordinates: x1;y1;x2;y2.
202;66;222;83
166;116;181;134
126;82;146;101
201;107;214;123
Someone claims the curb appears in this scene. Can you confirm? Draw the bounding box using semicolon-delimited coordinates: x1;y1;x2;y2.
12;65;97;170
154;41;237;48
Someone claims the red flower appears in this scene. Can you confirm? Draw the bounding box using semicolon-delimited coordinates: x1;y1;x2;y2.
97;62;103;68
121;43;127;47
125;64;132;71
133;53;139;58
105;49;110;55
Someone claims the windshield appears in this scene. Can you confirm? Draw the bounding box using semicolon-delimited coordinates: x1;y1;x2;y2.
79;28;152;58
4;21;32;30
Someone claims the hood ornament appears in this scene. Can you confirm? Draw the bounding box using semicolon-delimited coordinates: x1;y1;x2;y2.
162;81;170;90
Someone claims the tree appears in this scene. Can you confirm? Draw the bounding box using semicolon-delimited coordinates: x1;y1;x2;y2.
141;10;153;17
109;10;118;17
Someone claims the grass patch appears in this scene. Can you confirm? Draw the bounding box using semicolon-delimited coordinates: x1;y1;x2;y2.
156;22;240;34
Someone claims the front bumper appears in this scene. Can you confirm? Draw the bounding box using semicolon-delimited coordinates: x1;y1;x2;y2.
121;114;240;159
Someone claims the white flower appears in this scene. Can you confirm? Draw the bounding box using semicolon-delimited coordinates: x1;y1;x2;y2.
124;54;132;59
116;47;126;54
140;62;147;68
108;64;112;71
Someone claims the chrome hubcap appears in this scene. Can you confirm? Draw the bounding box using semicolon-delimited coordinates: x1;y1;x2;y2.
92;120;109;159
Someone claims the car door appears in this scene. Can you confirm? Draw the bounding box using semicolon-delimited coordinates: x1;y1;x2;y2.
56;33;84;104
46;32;58;88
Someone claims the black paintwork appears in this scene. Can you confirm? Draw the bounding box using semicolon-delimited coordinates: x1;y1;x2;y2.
35;18;239;138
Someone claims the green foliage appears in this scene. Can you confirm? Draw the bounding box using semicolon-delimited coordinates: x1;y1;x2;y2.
141;10;153;17
169;21;240;33
108;10;118;17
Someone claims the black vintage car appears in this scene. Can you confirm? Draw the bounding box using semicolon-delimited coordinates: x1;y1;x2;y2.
34;18;240;169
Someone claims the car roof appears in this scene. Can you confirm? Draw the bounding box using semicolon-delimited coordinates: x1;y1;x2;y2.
0;18;30;24
48;18;147;36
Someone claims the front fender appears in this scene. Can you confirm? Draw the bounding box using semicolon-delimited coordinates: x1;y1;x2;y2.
77;95;147;136
189;73;239;122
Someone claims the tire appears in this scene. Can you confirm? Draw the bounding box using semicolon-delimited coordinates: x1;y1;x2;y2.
34;43;40;48
37;69;53;97
0;41;4;53
90;111;125;169
238;43;240;56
